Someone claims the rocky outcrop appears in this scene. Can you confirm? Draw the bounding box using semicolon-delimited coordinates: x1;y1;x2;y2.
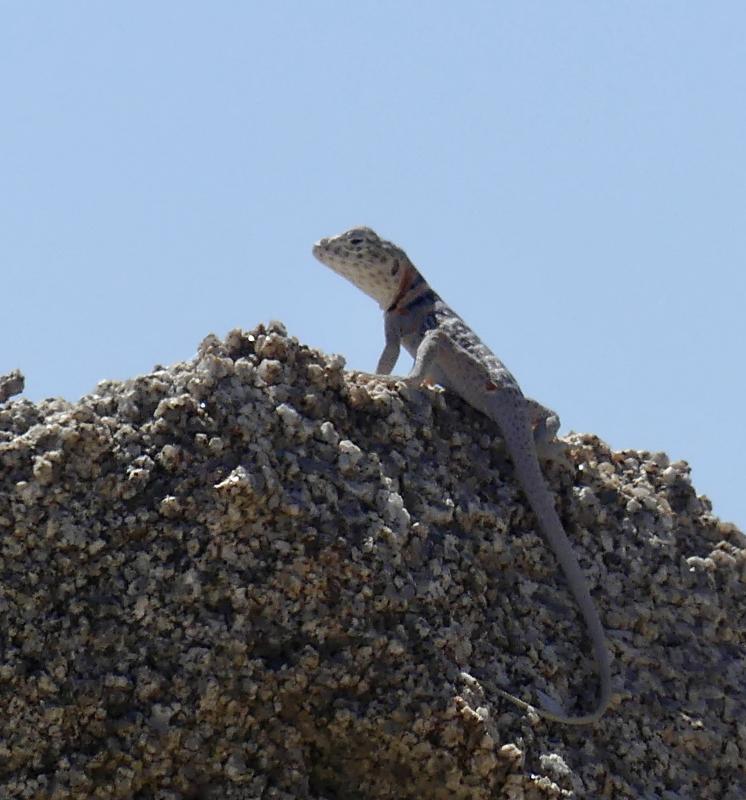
1;323;743;799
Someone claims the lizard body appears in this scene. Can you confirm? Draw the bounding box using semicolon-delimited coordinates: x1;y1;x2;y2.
312;226;611;725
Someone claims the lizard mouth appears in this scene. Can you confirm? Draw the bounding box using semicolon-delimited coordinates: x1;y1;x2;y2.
312;239;329;259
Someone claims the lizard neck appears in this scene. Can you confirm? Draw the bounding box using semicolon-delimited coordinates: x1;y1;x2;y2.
387;264;437;313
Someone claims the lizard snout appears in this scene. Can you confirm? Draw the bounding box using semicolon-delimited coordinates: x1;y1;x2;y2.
312;239;329;258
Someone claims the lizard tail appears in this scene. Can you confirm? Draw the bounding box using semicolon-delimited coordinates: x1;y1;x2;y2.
495;407;612;726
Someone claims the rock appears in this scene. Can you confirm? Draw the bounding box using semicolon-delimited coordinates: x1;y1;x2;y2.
0;324;743;799
0;369;24;404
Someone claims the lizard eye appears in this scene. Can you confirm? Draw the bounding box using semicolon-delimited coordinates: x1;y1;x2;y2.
349;237;364;246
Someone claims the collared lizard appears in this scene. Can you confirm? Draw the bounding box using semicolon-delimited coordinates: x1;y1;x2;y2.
312;226;611;725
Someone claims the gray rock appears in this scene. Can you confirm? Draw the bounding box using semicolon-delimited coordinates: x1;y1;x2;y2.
0;324;743;799
0;369;24;404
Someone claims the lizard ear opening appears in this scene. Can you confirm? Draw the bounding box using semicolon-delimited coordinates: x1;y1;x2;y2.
390;260;401;276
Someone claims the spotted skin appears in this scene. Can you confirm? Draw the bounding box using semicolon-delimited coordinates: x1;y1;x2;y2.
313;226;611;725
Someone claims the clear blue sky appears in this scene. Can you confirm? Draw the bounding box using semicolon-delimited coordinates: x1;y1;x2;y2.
2;3;744;529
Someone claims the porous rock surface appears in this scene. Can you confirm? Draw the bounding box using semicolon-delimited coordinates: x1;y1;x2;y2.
0;323;744;800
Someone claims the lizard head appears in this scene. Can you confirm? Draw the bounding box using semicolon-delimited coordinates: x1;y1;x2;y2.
312;226;413;310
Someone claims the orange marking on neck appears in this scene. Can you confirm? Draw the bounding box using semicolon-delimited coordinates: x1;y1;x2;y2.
390;264;420;311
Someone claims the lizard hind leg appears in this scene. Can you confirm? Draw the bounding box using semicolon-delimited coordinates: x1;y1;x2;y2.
524;397;572;470
524;397;560;437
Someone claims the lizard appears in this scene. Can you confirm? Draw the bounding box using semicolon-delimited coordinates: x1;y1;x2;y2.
312;225;611;725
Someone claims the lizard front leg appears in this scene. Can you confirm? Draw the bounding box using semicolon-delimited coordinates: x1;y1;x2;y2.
403;328;450;387
376;311;404;374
